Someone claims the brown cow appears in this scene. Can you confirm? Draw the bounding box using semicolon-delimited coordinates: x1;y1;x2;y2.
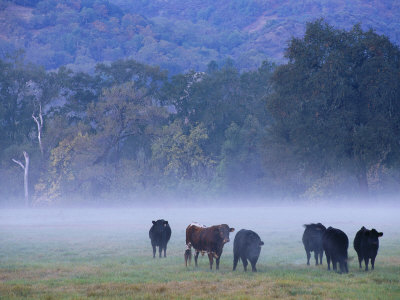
184;222;235;270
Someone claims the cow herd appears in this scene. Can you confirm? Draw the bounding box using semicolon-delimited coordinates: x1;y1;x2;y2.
149;219;383;274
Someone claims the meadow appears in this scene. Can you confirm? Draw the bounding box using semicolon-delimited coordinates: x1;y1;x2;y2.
0;205;399;299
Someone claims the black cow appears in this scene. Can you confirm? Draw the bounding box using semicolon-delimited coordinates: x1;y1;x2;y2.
149;219;171;258
354;226;383;271
233;229;264;272
302;223;326;266
322;227;349;273
185;223;234;270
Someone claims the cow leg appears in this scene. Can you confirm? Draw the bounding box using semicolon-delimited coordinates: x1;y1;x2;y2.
194;251;200;267
358;254;362;269
208;253;214;270
339;260;346;274
326;254;331;270
250;259;257;272
364;257;369;271
159;246;162;258
216;256;220;270
306;250;311;265
164;245;167;258
242;257;248;272
332;258;337;271
340;260;349;274
233;254;239;271
184;249;192;267
152;245;156;258
371;256;375;270
314;251;319;265
319;251;323;265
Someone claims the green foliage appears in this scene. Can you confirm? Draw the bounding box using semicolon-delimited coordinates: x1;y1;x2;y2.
95;59;167;92
2;19;400;204
152;120;214;183
0;53;55;150
217;115;268;195
268;20;400;194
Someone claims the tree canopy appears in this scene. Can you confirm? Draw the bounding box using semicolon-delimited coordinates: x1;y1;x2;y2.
1;20;400;206
268;20;400;194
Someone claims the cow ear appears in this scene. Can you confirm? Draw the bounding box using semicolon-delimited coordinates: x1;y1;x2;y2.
259;241;264;246
378;232;383;237
152;221;156;224
164;221;168;225
230;228;235;232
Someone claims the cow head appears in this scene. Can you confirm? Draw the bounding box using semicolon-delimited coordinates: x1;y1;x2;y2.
152;219;169;233
365;229;383;246
216;224;235;244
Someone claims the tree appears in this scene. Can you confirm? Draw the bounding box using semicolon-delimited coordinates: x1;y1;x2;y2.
32;104;44;156
57;67;100;119
152;120;214;184
163;62;246;157
95;59;168;96
267;20;400;195
40;130;101;203
0;54;36;149
12;151;30;206
87;82;168;168
218;115;267;195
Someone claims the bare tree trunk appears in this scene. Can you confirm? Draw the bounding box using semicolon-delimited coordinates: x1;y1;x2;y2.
32;104;44;156
12;151;30;207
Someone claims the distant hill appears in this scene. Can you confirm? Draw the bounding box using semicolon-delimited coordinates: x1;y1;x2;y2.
1;0;399;73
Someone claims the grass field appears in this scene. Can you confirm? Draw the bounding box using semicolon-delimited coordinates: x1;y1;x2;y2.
0;205;399;299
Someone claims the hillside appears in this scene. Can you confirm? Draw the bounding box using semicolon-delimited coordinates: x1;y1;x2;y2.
0;0;399;72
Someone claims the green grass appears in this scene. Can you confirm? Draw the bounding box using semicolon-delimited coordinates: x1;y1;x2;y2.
0;207;399;299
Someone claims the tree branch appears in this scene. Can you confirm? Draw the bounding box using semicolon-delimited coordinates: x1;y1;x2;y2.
12;158;25;170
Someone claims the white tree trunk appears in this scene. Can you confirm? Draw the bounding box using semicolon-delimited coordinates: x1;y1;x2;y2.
12;151;30;207
32;104;44;156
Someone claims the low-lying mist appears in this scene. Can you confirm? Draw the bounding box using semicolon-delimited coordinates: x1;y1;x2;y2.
1;202;398;263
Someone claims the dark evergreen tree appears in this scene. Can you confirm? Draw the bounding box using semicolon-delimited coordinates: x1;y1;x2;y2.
267;20;400;194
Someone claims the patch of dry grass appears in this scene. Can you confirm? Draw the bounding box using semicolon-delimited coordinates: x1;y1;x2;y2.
1;269;399;299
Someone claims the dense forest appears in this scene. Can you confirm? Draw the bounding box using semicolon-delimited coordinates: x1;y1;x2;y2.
1;20;400;206
0;0;399;73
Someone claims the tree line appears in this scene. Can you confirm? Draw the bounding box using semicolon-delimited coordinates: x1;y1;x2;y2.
1;21;400;206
